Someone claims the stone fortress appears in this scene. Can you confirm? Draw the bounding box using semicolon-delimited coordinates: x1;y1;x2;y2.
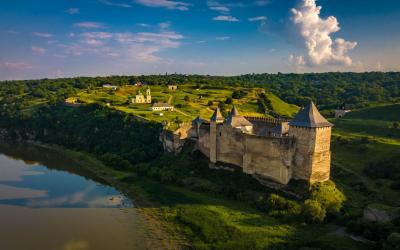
164;102;333;185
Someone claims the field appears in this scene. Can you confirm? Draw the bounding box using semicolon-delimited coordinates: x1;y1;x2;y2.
330;103;400;208
73;84;299;130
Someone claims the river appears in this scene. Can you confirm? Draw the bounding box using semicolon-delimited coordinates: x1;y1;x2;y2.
0;142;151;250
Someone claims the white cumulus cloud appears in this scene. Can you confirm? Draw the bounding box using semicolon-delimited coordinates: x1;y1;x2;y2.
291;0;357;66
33;32;53;38
134;0;191;11
74;22;104;29
248;16;267;22
213;15;239;22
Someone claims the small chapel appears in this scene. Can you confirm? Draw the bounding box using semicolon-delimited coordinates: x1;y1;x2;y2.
132;88;152;104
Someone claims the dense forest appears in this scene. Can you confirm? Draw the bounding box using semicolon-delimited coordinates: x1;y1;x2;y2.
1;72;399;117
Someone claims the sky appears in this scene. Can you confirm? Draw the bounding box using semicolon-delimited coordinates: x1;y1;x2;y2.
1;0;400;80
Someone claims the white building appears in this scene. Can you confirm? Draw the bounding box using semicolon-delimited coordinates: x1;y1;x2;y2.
102;84;118;91
151;103;174;111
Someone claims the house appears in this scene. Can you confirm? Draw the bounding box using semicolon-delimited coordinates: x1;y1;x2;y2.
134;81;142;87
334;104;351;118
151;103;174;111
102;84;118;91
168;84;178;91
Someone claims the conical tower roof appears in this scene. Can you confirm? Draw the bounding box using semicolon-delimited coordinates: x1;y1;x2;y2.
210;108;224;123
289;101;333;128
225;106;252;127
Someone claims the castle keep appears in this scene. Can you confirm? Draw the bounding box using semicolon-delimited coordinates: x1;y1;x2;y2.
165;102;333;185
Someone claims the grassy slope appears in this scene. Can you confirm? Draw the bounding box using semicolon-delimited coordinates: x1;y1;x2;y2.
75;84;299;129
35;143;363;250
331;103;400;208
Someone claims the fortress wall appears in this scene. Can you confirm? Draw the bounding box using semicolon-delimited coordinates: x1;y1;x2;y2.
197;126;210;158
289;127;316;181
216;125;244;166
310;127;331;182
243;135;295;184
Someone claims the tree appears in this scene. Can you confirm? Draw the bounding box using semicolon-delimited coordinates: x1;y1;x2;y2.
310;181;346;214
184;95;190;102
393;122;399;129
225;97;233;104
207;100;213;106
302;199;326;223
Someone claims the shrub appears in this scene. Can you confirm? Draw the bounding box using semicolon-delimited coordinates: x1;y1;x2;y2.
310;181;346;215
232;90;246;99
225;97;233;104
266;194;302;218
383;233;400;250
302;199;326;223
207;100;213;106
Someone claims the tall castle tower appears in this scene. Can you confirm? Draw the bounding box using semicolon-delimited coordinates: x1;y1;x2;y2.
288;101;333;183
209;108;224;163
146;88;151;103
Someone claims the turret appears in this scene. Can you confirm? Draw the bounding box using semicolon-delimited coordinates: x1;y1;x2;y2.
225;106;253;134
146;88;151;103
209;108;224;163
289;101;333;183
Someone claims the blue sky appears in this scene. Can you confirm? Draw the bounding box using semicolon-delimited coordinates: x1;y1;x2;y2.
1;0;400;80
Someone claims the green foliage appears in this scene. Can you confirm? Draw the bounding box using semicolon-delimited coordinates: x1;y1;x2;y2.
310;181;346;215
266;194;302;219
302;199;326;223
232;89;247;99
364;155;400;180
384;233;400;250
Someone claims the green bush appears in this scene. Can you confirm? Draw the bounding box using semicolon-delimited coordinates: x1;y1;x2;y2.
266;194;302;219
384;233;400;250
310;181;346;215
302;199;326;223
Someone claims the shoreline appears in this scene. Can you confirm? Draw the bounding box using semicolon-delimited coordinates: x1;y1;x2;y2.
12;140;186;250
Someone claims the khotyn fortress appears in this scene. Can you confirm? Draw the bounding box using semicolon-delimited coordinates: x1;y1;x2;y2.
162;102;333;185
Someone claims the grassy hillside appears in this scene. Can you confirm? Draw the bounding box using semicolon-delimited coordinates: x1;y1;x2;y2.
331;103;400;208
344;104;400;122
74;84;299;130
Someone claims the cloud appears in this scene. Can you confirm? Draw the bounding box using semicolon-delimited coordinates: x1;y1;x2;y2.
248;16;267;22
213;15;239;22
289;54;305;66
159;21;172;29
210;6;230;13
66;8;79;14
33;32;53;38
134;0;191;11
291;0;357;66
137;23;150;27
74;22;104;29
0;62;32;70
216;36;230;41
31;46;46;54
63;30;184;62
99;0;132;8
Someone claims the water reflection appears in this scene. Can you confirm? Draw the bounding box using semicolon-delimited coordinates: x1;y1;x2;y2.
0;142;149;250
0;142;132;208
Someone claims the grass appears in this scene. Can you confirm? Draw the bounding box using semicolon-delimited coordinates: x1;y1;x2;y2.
330;103;400;208
30;141;365;249
74;84;299;130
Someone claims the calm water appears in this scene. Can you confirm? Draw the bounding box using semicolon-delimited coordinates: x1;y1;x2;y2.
0;142;150;250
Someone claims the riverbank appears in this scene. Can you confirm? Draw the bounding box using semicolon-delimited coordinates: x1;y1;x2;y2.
25;141;186;249
23;141;367;250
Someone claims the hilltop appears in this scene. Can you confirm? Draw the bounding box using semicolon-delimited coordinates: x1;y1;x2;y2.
72;83;299;129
